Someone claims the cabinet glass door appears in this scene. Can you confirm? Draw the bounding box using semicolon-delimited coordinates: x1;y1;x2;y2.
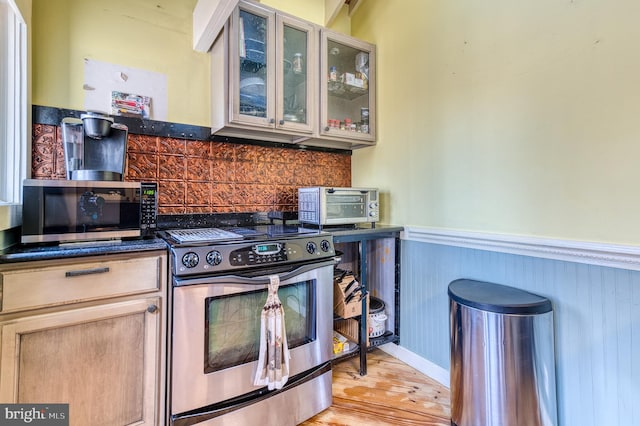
276;15;315;134
321;31;375;143
230;4;275;128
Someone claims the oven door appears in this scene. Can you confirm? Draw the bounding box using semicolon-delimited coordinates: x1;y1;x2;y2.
170;259;334;416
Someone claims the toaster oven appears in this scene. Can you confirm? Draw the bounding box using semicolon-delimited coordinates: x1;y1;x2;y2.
298;187;379;227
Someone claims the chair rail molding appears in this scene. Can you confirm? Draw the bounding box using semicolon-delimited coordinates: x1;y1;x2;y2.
402;226;640;272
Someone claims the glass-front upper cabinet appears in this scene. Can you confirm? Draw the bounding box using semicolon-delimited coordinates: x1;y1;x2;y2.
320;30;376;144
227;1;315;134
229;2;275;129
211;1;376;148
276;14;316;134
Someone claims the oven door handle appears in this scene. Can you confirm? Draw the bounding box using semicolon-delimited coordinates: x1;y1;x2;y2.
173;259;336;287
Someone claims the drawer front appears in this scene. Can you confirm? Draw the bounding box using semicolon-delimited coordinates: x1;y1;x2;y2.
0;255;164;313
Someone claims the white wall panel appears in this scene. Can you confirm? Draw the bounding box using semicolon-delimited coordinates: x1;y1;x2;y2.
401;240;640;425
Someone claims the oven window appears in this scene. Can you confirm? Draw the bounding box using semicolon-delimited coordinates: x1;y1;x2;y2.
204;280;316;373
326;195;366;219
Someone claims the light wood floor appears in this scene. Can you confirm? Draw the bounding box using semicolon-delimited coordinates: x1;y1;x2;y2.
302;349;451;425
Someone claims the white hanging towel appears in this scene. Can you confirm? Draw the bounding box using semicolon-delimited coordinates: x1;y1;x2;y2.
254;275;291;390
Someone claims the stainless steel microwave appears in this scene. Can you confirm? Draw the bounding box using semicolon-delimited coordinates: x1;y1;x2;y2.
21;179;158;244
298;187;379;227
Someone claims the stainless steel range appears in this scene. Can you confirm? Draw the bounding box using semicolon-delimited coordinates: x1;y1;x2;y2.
164;225;336;426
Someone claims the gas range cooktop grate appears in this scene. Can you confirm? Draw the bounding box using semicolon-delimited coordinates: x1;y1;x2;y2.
166;228;244;243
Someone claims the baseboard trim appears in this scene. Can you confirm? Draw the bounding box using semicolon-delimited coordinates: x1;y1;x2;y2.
402;226;640;271
379;343;450;389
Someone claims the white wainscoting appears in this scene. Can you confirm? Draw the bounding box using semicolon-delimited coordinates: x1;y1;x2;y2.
403;226;640;271
394;227;640;426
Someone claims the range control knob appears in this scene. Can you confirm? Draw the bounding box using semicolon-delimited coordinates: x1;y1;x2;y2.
320;239;331;252
181;252;199;268
306;241;317;254
206;250;223;266
369;202;378;208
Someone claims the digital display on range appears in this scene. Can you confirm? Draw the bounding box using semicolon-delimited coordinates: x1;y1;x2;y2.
255;243;281;254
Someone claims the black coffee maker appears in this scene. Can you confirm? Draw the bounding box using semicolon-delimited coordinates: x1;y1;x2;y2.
61;111;128;181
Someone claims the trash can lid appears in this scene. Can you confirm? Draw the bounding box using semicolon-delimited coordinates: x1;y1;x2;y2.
448;279;552;314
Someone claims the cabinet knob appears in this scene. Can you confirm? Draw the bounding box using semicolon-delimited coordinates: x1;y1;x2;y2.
269;118;275;124
324;126;330;131
147;304;158;313
279;119;285;125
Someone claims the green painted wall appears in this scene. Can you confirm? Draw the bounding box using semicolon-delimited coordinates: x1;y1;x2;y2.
30;0;638;245
350;0;640;245
30;0;336;127
262;0;322;24
32;0;209;126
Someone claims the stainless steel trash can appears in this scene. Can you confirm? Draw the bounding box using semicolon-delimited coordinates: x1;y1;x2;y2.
449;279;557;426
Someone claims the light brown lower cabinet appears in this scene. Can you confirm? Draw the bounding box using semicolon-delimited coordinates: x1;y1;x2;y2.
0;251;167;426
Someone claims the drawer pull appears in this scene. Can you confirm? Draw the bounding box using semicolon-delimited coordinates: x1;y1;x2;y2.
65;267;110;277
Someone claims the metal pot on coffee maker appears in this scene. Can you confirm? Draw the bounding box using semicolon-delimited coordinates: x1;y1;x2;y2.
61;111;129;181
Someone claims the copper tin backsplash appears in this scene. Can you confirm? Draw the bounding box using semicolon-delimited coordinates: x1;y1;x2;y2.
32;124;351;214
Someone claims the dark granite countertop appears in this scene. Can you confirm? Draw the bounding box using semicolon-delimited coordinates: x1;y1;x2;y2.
0;212;403;264
0;212;261;265
314;224;404;240
0;238;168;264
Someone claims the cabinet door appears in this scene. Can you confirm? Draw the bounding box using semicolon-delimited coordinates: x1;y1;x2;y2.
0;298;162;426
229;2;276;128
275;14;316;134
320;30;376;143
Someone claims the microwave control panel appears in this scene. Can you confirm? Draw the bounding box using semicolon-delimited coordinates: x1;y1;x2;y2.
140;182;158;236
